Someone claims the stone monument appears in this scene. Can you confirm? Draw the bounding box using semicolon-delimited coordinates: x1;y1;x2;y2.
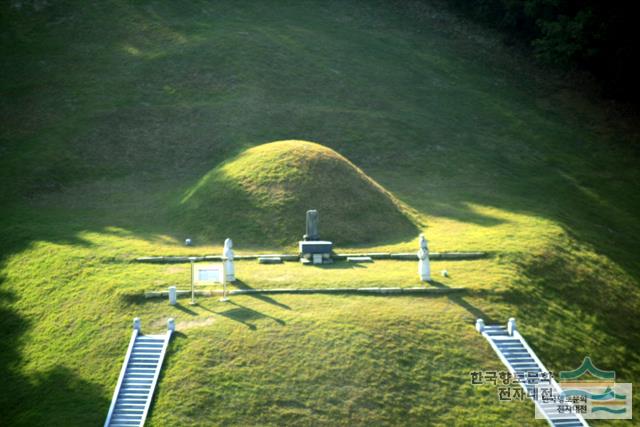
417;233;431;282
299;209;333;265
304;209;319;241
223;238;235;282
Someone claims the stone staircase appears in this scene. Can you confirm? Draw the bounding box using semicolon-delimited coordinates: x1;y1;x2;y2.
477;318;589;427
104;318;174;427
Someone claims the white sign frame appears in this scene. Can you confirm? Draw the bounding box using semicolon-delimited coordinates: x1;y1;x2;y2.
192;263;226;285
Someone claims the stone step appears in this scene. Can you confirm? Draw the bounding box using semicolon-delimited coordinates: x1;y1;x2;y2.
480;319;588;427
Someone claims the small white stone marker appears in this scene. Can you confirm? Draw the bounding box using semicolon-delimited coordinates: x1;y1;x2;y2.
417;234;431;282
133;317;141;331
167;318;175;332
168;286;177;305
507;317;517;336
223;238;235;282
185;238;192;246
441;269;448;277
475;318;485;333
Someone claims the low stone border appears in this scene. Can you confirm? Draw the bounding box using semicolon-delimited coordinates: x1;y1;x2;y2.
336;252;487;261
144;286;466;298
134;252;487;264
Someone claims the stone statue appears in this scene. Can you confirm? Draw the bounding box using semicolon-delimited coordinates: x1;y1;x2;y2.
417;234;431;282
223;238;235;282
304;209;319;241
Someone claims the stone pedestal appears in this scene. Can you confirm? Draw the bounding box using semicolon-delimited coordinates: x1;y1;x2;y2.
299;240;333;265
419;258;431;281
299;210;332;264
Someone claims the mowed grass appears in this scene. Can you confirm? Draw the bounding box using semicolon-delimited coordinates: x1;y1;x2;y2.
1;0;639;426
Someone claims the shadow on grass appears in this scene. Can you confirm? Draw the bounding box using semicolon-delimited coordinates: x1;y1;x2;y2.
0;290;109;426
419;280;496;323
428;280;447;288
173;302;198;316
147;330;187;423
311;261;367;270
447;293;496;324
120;293;147;306
216;301;285;330
498;247;640;379
0;214;111;425
233;279;291;310
197;300;286;330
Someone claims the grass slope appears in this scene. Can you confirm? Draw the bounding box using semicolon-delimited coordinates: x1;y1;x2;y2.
1;0;639;426
177;140;417;245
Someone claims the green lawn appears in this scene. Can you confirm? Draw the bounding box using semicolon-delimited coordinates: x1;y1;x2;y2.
1;0;639;425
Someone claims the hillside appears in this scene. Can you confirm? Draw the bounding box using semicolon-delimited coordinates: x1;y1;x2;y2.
1;0;639;426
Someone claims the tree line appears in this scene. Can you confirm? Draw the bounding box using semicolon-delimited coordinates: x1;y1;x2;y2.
444;0;639;104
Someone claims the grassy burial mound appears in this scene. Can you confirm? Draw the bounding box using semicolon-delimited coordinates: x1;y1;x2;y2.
177;140;418;246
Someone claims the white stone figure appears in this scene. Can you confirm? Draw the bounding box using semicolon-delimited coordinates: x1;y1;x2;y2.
417;234;431;282
507;317;517;336
223;238;235;282
185;238;192;246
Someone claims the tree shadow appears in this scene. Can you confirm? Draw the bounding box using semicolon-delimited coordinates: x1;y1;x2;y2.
499;248;640;379
0;284;109;425
10;366;110;426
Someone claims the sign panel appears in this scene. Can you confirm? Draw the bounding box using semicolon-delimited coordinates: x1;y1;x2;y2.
193;263;226;285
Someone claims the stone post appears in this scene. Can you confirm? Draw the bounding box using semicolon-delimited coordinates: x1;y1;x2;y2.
223;238;235;282
475;318;485;333
133;317;141;331
167;318;175;332
168;286;177;305
507;317;517;336
417;234;431;282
